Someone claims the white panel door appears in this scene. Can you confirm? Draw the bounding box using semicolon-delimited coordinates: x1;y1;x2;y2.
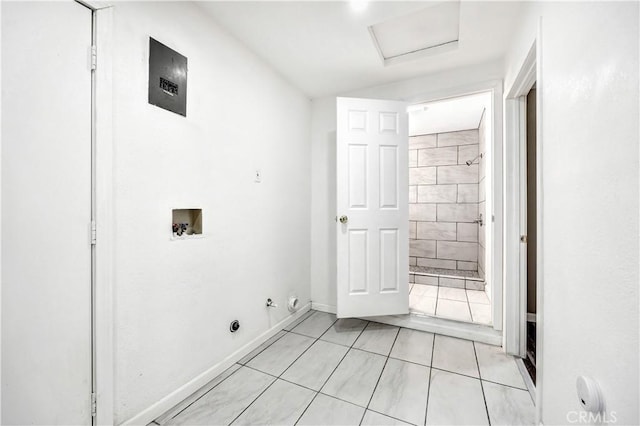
336;97;409;318
2;1;93;424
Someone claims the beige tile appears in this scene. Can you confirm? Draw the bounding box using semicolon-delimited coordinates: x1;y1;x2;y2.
410;134;437;149
437;241;478;262
410;295;436;315
483;382;535;425
469;303;492;325
457;144;479;165
409;221;417;239
409;256;417;266
410;167;436;185
437;204;477;222
411;284;438;297
457;261;478;271
439;277;465;289
437;130;478;147
432;335;479;378
410;240;436;258
417;222;456;241
479;178;486;202
409;149;418;168
417;185;457;203
418;147;458;167
478;246;486;269
438;287;467;302
475;343;527;389
417;258;456;270
436;299;472;322
437;165;479;184
409;185;417;203
457;222;478;242
409;204;436;221
409;274;415;284
415;274;438;285
457;183;479;203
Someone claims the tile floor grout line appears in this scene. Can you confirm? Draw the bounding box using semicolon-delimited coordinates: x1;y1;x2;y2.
423;332;438;426
363;327;401;412
472;341;492;426
226;374;279;426
238;330;289;366
164;364;244;422
295;316;370;425
465;286;476;323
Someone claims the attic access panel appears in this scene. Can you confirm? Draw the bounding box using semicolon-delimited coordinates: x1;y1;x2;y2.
148;37;187;116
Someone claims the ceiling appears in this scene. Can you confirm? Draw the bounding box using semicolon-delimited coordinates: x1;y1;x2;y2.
409;91;491;136
196;1;523;98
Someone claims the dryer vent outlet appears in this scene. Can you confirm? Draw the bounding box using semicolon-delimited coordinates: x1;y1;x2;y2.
229;320;240;333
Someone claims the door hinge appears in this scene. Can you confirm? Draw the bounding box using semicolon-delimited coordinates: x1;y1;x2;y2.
520;235;528;243
91;392;97;417
91;220;97;245
91;45;97;70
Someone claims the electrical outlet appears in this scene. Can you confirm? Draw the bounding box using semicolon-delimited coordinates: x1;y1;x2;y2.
254;170;262;183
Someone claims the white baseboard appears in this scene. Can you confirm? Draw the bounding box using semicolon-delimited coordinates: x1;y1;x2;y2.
122;303;311;426
312;303;501;346
311;302;336;314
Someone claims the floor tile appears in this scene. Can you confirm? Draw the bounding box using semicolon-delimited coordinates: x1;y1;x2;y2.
360;410;412;426
483;381;535;425
321;348;386;407
438;287;467;302
409;294;436;315
281;339;349;390
352;322;399;356
284;310;315;331
474;342;527;389
291;311;337;338
469;303;492;325
320;318;368;347
436;299;472;322
411;284;438;298
369;358;430;425
168;367;274;425
156;364;241;424
296;393;365;425
231;379;315;425
389;328;434;366
247;332;315;376
426;369;489;425
431;335;479;378
237;331;287;365
466;289;490;305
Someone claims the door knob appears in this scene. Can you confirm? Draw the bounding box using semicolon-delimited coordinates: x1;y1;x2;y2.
339;215;348;224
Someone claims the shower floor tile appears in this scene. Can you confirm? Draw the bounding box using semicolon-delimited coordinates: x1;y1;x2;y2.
410;284;493;326
157;310;534;426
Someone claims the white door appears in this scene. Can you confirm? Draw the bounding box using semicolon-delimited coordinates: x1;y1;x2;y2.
336;97;409;318
2;1;93;424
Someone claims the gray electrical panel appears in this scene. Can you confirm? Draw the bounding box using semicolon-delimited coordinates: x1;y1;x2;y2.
148;37;187;116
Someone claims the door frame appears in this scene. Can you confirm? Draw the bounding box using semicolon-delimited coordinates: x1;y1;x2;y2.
79;1;115;424
403;80;504;335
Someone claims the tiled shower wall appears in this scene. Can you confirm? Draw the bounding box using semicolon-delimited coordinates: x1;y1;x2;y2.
409;130;480;271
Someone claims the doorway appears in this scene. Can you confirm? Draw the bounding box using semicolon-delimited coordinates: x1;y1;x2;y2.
2;1;94;423
407;92;493;326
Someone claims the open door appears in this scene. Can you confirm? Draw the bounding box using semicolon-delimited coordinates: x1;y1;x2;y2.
336;97;409;318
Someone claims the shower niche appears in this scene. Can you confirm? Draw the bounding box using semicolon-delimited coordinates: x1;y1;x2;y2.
172;208;202;239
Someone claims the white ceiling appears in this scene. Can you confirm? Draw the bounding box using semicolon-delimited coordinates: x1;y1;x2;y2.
408;91;491;136
196;1;523;98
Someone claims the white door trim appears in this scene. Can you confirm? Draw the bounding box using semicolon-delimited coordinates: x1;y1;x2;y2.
402;80;504;335
504;42;536;358
85;3;115;425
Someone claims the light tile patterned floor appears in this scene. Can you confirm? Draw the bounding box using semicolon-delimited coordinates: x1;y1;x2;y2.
410;284;492;325
154;310;534;426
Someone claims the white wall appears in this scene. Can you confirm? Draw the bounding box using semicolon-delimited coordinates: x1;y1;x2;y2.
110;3;311;423
504;2;639;424
310;61;503;308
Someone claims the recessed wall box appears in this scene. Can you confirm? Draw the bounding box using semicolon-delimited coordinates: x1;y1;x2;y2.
148;37;187;116
172;209;202;238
